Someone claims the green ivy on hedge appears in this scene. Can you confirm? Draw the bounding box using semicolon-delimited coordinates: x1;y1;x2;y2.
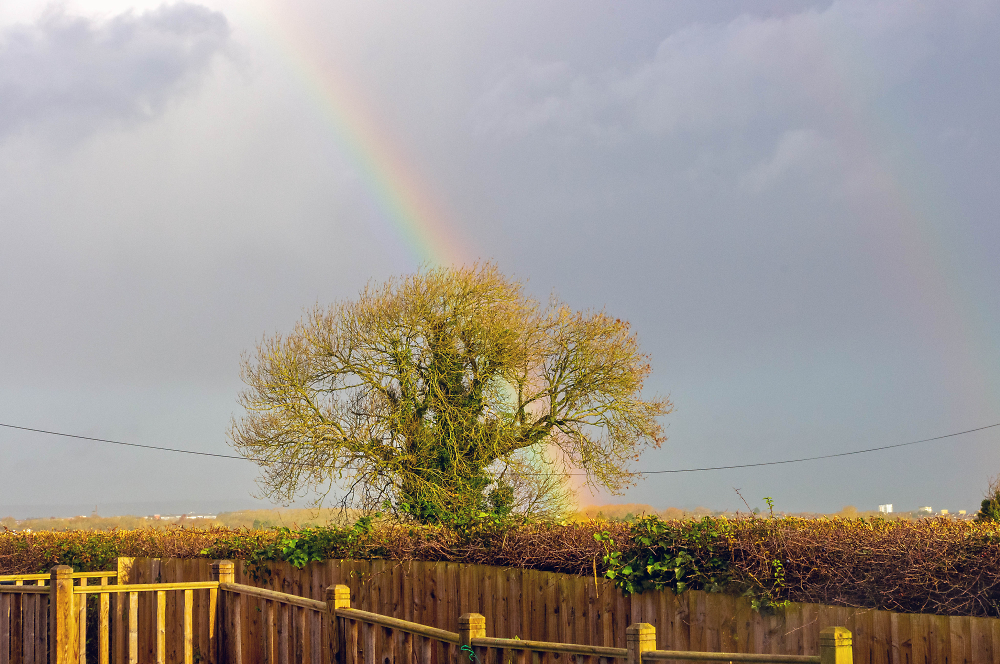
594;515;788;611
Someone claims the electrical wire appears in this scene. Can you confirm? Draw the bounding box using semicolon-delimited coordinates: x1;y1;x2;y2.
634;421;1000;474
0;422;246;460
2;420;998;475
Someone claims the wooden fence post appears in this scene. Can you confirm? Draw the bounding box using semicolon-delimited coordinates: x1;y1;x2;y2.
115;557;133;664
459;613;486;661
626;623;655;664
327;585;351;664
820;627;852;664
49;565;77;664
211;561;235;664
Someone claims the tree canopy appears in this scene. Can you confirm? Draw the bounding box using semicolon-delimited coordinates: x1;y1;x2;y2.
230;264;671;523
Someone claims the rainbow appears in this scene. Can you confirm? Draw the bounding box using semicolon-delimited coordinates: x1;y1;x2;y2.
806;18;997;420
242;4;996;435
240;6;469;267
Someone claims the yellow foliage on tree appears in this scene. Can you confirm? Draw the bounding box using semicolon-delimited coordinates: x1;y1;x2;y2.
230;264;671;523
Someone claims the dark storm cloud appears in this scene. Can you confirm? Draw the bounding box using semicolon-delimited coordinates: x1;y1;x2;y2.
0;3;229;140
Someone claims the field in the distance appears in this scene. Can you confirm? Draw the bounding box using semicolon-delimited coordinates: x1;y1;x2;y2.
0;508;361;532
0;502;969;531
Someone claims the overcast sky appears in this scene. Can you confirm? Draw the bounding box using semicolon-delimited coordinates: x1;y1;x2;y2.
1;0;999;518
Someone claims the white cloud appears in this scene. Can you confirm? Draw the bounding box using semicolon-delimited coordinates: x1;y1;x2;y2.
0;3;229;142
740;128;840;193
471;0;996;143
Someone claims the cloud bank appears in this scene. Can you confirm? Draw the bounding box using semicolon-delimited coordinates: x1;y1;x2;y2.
472;0;996;143
0;3;229;141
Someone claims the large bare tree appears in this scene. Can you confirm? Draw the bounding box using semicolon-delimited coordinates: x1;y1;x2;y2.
230;264;671;522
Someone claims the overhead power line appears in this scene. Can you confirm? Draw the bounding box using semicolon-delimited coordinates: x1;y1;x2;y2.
1;420;997;475
634;422;1000;474
0;422;246;460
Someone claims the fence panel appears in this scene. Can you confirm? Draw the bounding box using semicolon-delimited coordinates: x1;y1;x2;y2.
0;576;50;664
116;557;1000;662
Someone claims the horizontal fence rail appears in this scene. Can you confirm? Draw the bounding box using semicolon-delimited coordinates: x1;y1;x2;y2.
0;573;117;584
220;582;326;611
76;582;219;595
471;636;627;658
336;608;460;645
0;587;48;595
471;635;627;664
643;651;820;662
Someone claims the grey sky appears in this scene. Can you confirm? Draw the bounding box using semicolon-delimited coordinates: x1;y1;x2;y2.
1;0;998;518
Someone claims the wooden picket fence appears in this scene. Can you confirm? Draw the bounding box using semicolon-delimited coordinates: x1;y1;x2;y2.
1;571;118;664
0;560;856;664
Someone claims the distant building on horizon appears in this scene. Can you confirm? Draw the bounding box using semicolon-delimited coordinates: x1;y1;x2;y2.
918;506;932;514
879;504;893;513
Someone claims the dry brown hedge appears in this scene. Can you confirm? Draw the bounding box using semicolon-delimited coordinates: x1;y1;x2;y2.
726;517;1000;617
4;517;1000;618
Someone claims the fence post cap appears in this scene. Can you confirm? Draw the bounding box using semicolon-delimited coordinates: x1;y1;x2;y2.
459;613;486;627
49;565;74;578
326;584;351;608
626;623;656;635
210;560;235;584
819;626;852;645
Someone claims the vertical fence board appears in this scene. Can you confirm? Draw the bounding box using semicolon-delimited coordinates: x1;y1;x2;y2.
278;602;289;664
129;592;139;664
991;617;1000;664
37;595;45;664
853;609;874;664
22;594;33;664
545;570;558;645
98;578;110;664
573;570;587;648
935;613;952;664
156;590;166;664
913;613;930;664
0;594;9;664
11;594;20;664
362;622;374;664
802;603;820;657
686;592;704;653
871;609;891;664
508;568;522;643
970;616;994;664
951;615;971;664
293;606;304;664
717;593;738;654
77;582;86;664
263;600;275;664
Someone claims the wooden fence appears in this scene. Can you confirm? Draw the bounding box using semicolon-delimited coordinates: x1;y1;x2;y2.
0;571;118;664
0;563;855;664
124;557;1000;664
4;556;997;663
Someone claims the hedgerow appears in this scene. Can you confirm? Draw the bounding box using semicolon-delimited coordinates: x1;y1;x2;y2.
5;516;1000;618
